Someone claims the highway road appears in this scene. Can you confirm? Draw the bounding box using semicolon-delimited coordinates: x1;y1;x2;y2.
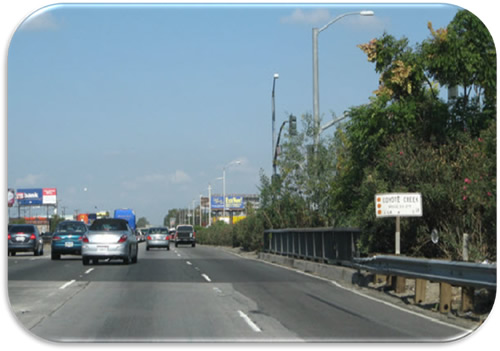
7;243;473;342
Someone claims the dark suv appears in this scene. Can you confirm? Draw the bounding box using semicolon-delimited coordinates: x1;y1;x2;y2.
8;224;44;256
175;224;196;247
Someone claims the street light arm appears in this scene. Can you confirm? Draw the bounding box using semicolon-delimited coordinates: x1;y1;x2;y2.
320;112;349;133
318;10;374;33
318;12;358;33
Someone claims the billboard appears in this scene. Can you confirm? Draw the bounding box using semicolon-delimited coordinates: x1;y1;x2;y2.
211;196;245;210
8;189;15;207
16;188;43;205
43;188;57;204
16;188;57;206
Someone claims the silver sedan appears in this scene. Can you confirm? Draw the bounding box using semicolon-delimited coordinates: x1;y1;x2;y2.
145;227;170;251
81;218;138;265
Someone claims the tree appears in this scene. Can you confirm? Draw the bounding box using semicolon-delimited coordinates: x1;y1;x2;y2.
137;217;149;228
163;209;179;227
334;9;496;259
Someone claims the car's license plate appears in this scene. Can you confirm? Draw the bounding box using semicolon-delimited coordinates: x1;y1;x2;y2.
97;246;108;252
65;242;74;248
15;236;25;242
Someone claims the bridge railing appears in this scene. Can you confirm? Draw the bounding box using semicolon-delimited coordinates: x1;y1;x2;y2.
263;227;361;266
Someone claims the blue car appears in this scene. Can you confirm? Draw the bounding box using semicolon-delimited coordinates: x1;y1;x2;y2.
51;220;88;260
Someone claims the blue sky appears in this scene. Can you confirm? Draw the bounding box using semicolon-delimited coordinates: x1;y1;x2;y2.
7;3;465;225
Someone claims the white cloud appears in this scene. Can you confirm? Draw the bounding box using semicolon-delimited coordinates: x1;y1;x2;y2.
281;9;331;25
14;173;44;187
19;9;59;31
121;170;192;190
169;170;191;184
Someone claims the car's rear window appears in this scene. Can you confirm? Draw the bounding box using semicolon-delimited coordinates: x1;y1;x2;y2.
9;225;35;234
150;227;168;234
177;226;193;231
56;223;87;233
90;220;128;232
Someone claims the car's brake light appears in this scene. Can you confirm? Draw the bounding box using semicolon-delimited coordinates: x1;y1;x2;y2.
118;235;128;243
147;235;152;240
52;236;62;241
165;236;169;240
82;235;89;243
30;234;36;240
193;231;196;238
8;234;11;240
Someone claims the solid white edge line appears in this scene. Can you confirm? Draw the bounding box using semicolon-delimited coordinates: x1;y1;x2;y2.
224;249;474;335
238;310;262;332
59;279;76;290
328;280;473;335
84;268;94;274
201;274;212;282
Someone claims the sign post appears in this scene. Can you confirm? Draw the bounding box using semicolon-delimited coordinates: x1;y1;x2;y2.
375;193;423;255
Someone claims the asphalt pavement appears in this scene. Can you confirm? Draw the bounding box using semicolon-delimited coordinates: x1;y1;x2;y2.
7;243;473;342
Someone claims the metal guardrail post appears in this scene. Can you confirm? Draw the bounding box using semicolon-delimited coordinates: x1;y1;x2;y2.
305;232;308;259
322;231;326;262
280;232;283;255
312;232;317;260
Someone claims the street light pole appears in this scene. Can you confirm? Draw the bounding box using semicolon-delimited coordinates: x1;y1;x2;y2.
312;10;374;150
208;183;212;227
272;73;279;176
222;160;241;219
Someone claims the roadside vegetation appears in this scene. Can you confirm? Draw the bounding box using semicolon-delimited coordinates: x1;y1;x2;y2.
198;10;496;261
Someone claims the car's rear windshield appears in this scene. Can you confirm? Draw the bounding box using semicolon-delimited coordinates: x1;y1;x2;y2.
56;222;87;233
149;227;169;234
9;225;35;234
90;219;128;232
177;226;193;231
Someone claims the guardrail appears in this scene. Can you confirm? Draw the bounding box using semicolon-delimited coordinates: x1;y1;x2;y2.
353;255;497;290
262;228;496;314
263;227;361;266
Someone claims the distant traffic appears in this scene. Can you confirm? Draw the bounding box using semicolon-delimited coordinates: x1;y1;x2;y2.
8;208;196;265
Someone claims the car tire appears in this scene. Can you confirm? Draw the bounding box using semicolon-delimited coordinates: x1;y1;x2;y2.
51;252;61;260
192;242;196;248
167;245;170;251
82;257;90;266
175;243;178;248
146;246;150;251
123;249;131;265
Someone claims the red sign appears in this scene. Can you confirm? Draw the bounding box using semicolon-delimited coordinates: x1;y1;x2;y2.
43;188;57;196
43;188;57;204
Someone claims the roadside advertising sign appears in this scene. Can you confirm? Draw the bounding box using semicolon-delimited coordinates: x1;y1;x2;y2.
43;188;57;204
375;193;423;218
211;196;245;209
16;188;43;205
226;196;244;209
8;188;16;207
211;196;225;209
